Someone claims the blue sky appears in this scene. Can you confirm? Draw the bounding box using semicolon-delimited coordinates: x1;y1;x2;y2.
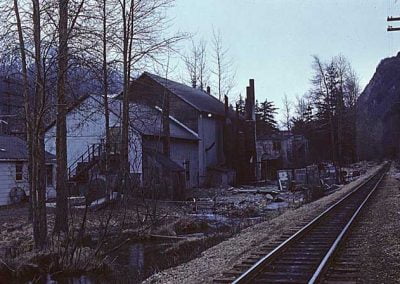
166;0;400;117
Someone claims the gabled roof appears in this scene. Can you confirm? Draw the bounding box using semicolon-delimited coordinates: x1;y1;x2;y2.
142;72;226;116
125;102;199;141
0;135;55;161
45;93;91;132
89;95;199;141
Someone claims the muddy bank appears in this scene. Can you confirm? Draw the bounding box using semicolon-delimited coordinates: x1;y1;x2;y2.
0;207;269;283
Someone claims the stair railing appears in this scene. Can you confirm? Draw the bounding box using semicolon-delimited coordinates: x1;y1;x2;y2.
67;142;120;180
68;143;102;180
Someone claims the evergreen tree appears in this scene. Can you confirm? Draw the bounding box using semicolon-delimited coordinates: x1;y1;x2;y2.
295;55;360;164
256;98;278;136
236;94;245;115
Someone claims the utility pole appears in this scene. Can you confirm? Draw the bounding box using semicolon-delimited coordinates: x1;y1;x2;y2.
387;16;400;32
387;16;400;161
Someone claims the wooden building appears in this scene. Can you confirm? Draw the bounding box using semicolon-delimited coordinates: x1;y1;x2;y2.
0;135;56;206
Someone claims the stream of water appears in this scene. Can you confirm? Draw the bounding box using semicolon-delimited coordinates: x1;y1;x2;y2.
36;211;275;283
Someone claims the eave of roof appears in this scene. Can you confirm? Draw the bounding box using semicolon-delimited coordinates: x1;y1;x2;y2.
45;93;92;132
47;94;199;141
0;135;56;160
141;72;226;116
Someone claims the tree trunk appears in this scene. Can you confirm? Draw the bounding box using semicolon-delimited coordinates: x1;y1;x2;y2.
31;0;48;249
13;0;33;222
54;0;69;233
120;0;130;196
162;89;170;157
102;0;111;199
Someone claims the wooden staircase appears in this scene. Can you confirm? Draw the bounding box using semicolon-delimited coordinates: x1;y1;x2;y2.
68;143;120;182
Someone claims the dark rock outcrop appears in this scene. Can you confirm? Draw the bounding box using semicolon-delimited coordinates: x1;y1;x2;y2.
357;53;400;160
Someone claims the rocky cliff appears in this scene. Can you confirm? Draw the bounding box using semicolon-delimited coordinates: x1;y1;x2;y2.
357;53;400;160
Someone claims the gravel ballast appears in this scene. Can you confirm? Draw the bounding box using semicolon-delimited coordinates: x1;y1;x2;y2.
336;164;400;282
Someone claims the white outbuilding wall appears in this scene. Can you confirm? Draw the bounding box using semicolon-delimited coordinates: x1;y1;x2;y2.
0;161;56;206
45;96;143;176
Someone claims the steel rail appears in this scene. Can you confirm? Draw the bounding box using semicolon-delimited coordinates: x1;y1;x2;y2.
309;167;386;283
231;163;388;284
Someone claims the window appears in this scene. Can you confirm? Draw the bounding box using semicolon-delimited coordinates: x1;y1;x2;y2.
184;160;190;181
15;162;23;181
46;165;53;186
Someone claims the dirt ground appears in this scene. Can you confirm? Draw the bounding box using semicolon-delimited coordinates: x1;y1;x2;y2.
144;163;384;284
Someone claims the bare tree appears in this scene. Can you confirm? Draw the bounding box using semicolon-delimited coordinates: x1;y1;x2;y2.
183;39;208;90
281;93;292;131
308;55;361;165
12;0;31;220
99;0;112;200
53;0;88;233
1;0;185;248
311;55;336;162
344;67;360;109
32;0;49;249
114;0;185;196
98;0;112;147
6;0;49;248
54;0;69;234
211;29;235;101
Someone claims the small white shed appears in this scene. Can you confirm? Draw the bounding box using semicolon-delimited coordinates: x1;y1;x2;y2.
0;135;56;206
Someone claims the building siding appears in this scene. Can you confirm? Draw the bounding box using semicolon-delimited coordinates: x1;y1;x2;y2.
45;96;143;175
170;141;199;188
0;161;55;206
0;162;28;205
143;138;199;188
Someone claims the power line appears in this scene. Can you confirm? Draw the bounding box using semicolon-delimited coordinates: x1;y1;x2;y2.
387;16;400;31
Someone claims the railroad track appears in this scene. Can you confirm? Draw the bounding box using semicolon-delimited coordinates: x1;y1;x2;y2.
215;163;389;284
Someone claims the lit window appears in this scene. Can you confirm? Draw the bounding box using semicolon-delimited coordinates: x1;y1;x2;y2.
15;162;23;181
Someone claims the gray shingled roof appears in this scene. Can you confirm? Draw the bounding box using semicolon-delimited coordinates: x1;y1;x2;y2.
132;105;199;141
94;96;198;141
0;135;55;161
143;72;226;116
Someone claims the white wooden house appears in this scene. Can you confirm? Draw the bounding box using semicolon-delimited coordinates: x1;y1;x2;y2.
0;135;56;206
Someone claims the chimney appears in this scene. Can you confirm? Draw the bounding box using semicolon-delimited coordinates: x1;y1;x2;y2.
206;86;211;94
249;79;255;120
244;79;257;182
245;79;255;121
224;95;229;116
